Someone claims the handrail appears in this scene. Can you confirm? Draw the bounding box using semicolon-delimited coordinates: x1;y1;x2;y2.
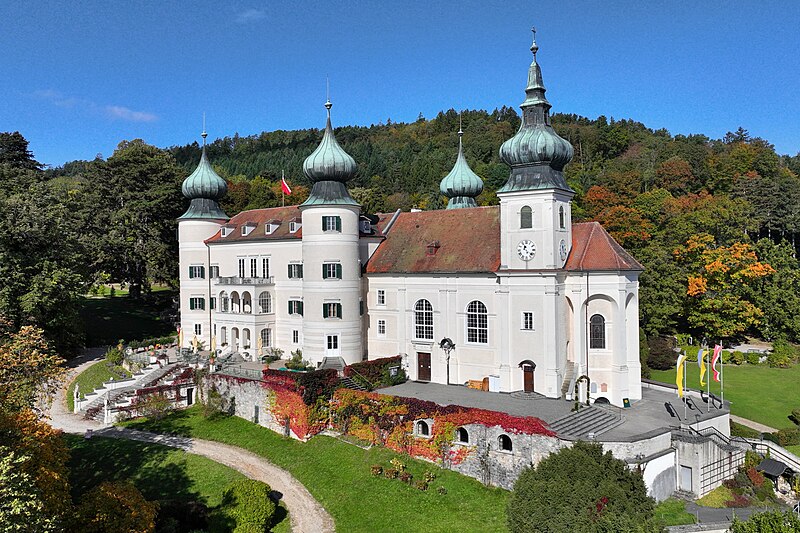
743;438;800;473
346;367;379;391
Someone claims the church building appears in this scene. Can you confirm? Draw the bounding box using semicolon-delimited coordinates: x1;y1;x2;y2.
177;34;644;407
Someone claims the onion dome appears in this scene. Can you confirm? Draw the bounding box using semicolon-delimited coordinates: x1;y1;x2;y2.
498;30;574;193
440;126;484;209
178;131;229;220
301;100;359;206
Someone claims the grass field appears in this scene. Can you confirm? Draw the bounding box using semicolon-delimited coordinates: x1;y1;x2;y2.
65;434;290;532
66;359;130;411
123;406;510;533
788;445;800;456
79;291;176;346
650;363;800;430
653;498;695;526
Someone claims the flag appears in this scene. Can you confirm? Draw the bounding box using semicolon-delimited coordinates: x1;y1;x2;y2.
711;345;722;383
281;176;292;195
699;349;707;387
178;326;183;348
676;353;687;398
210;335;216;353
192;334;199;353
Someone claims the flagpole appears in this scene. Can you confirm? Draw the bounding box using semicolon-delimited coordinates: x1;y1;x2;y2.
720;344;724;406
707;348;710;413
683;353;687;422
282;170;285;207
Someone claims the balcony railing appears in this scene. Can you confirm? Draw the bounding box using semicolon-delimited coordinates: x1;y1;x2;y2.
214;276;274;286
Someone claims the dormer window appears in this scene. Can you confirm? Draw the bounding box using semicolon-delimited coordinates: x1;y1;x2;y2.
265;219;280;235
426;241;440;256
221;226;234;237
360;219;372;233
241;222;256;237
289;218;301;233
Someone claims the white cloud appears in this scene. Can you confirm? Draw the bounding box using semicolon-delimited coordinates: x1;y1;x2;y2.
104;105;158;123
236;8;266;23
32;89;158;123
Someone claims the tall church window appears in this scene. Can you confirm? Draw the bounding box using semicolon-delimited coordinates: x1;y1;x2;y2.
466;301;488;344
590;314;606;349
520;206;532;229
559;206;566;229
414;299;434;340
258;292;272;314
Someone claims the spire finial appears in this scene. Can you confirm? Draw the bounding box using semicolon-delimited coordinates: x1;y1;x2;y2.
201;112;207;146
458;112;463;137
325;76;332;114
530;26;538;58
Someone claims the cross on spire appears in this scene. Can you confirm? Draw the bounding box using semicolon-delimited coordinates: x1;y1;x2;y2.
530;26;539;58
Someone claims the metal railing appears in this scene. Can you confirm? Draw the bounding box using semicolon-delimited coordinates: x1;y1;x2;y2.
214;276;274;286
217;365;264;381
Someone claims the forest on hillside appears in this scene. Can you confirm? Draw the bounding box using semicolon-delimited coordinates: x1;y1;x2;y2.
2;107;800;355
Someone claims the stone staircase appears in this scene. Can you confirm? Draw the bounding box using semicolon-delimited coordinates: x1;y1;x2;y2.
320;357;346;375
549;405;623;439
339;376;369;392
561;361;577;400
81;362;180;421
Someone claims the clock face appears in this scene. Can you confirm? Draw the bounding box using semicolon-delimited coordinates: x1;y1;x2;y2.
559;239;568;261
517;240;536;261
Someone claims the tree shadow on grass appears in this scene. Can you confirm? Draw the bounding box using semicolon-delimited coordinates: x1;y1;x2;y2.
122;406;193;436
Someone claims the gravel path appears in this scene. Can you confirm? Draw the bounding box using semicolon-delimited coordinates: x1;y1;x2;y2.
730;414;778;434
47;348;335;533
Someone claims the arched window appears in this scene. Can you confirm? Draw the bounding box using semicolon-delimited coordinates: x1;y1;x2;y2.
416;420;430;437
498;434;513;451
559;206;566;229
230;292;240;313
258;291;272;314
456;427;469;444
590;314;606;349
520;206;532;229
242;292;252;314
219;291;229;312
466;301;488;344
414;299;434;340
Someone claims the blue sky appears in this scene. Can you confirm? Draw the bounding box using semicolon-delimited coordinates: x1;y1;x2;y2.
1;1;799;167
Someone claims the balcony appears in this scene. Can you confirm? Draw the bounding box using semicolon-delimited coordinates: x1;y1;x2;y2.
214;276;275;286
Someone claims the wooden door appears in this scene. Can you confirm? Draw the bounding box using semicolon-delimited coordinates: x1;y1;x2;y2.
417;352;431;382
523;365;534;392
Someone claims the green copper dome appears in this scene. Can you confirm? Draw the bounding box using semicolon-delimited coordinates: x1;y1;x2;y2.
179;134;229;220
440;129;484;209
498;31;574;194
301;101;358;206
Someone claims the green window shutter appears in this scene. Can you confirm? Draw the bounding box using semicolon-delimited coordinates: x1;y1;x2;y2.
322;217;326;231
298;301;303;316
288;301;293;314
322;304;328;318
288;264;292;278
189;299;194;310
359;300;364;316
336;264;342;279
322;265;328;279
336;303;342;318
298;265;303;278
200;266;205;278
336;216;341;232
200;299;205;310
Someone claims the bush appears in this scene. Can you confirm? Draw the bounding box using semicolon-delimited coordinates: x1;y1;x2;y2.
211;479;275;533
136;393;172;421
105;347;124;365
399;472;413;484
731;510;800;532
746;352;761;365
370;465;383;476
384;468;398;479
647;336;678;370
731;421;761;439
285;349;313;371
73;481;158;533
724;494;750;508
156;500;209;532
767;340;799;368
730;351;745;365
296;369;339;405
775;427;800;446
437;486;447;495
639;328;651;379
415;480;429;491
203;385;227;419
790;408;800;426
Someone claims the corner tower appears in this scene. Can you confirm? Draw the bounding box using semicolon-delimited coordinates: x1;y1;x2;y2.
498;30;574;270
178;130;228;349
439;124;484;209
300;99;363;366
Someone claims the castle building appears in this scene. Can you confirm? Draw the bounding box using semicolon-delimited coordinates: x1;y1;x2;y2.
178;34;644;406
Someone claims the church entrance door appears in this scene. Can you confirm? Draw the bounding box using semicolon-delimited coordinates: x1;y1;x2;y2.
417;352;431;382
523;364;534;392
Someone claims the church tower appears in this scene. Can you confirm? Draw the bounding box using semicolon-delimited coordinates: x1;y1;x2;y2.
177;130;228;349
439;125;484;209
300;99;363;366
497;31;574;270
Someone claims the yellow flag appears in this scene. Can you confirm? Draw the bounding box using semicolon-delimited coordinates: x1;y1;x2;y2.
699;351;707;387
676;353;686;398
178;327;183;348
210;335;216;353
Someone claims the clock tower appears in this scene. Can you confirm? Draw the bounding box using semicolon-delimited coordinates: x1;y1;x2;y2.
497;30;574;270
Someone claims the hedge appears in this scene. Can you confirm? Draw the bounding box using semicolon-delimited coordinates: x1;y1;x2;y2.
344;355;405;389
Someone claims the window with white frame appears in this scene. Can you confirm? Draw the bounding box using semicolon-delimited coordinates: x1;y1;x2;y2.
288;263;303;279
250;258;257;278
522;312;534;330
288;300;303;316
322;262;342;280
210;265;219;278
289;220;300;233
189;265;205;279
260;328;271;348
220;291;229;312
238;258;245;278
194;324;202;336
466;300;488;344
261;257;270;278
323;302;342;319
377;319;386;337
414;299;434;340
322;215;342;232
258;292;272;314
292;330;299;344
377;289;386;306
590;314;606;349
189;297;205;310
327;335;338;351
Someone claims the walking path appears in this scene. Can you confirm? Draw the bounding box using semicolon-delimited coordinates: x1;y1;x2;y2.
730;414;778;434
47;348;335;533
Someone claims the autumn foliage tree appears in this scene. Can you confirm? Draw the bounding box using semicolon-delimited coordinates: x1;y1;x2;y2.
0;325;66;413
73;481;158;533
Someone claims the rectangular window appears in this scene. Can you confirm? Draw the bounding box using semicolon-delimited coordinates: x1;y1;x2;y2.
210;265;219;278
522;312;534;330
323;302;342;319
289;221;300;233
377;319;386;337
261;257;270;278
327;335;339;350
189;265;205;279
292;330;299;344
322;215;342;232
189;297;205;310
322;263;342;279
288;300;304;316
250;258;257;278
260;328;271;348
288;263;303;279
359;300;364;316
377;289;385;306
210;297;216;310
238;258;245;278
194;324;202;336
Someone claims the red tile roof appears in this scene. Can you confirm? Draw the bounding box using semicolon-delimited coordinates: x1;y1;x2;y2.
565;222;644;272
205;206;303;243
366;206;502;274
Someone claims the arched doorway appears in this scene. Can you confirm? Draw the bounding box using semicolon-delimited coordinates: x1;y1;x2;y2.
518;360;536;392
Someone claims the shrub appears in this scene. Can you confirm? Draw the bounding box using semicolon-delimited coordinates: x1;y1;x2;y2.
724;494;750;508
384;468;398;479
344;356;404;389
296;369;339;405
776;427;800;446
731;422;761;439
746;466;765;488
731;510;800;532
646;336;678;370
370;465;383;476
790;408;800;426
744;450;762;469
211;479;275;533
156;500;209;532
746;352;761;365
389;458;406;472
399;472;413;484
768;340;800;368
73;481;158;533
105;347;124;366
285;349;312;371
415;480;429;491
136;393;172;420
437;486;447;495
730;351;745;365
639;328;651;379
203;385;226;419
423;471;437;483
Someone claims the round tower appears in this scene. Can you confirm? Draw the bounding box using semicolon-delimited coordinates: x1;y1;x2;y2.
300;100;363;366
439;125;484;209
178;130;228;350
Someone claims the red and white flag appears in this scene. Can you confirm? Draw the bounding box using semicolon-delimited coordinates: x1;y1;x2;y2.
281;176;292;195
711;345;722;382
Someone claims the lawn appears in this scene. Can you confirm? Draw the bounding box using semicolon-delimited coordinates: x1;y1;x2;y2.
650;363;800;430
65;434;290;532
79;290;176;346
123;406;511;533
788;444;800;456
653;498;695;526
66;359;131;411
